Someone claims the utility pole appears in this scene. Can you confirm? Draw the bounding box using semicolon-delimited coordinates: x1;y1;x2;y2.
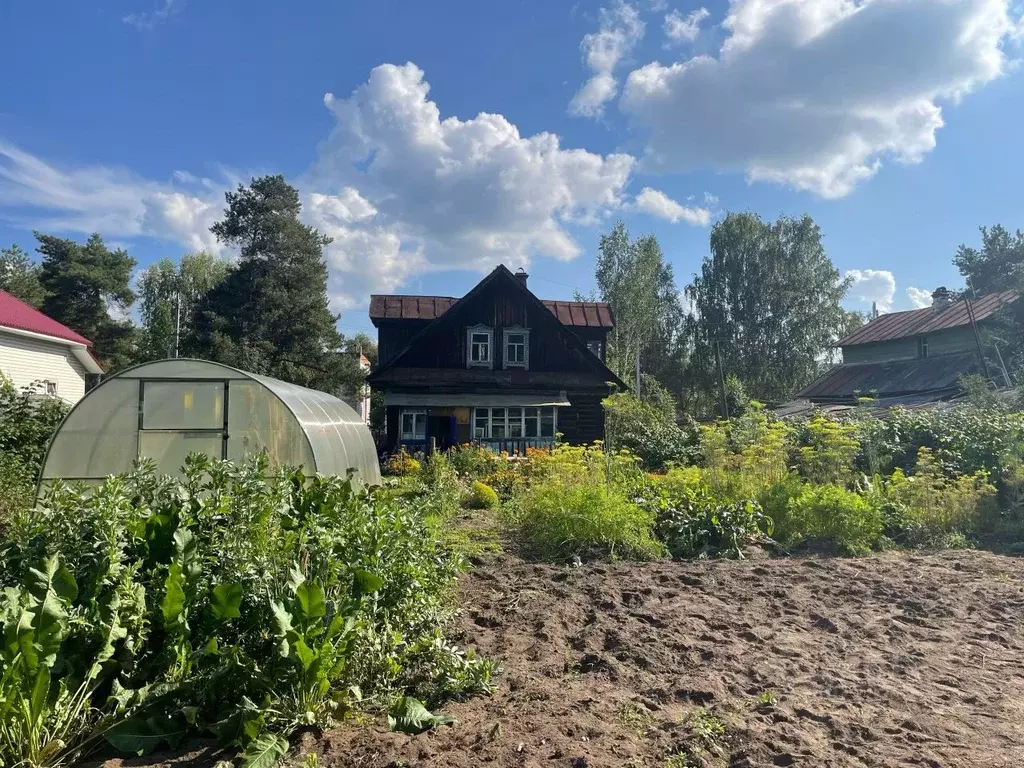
714;339;729;420
173;289;182;359
635;343;641;398
964;279;992;382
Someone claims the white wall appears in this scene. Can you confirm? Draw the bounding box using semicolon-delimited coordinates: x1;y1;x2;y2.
0;329;88;403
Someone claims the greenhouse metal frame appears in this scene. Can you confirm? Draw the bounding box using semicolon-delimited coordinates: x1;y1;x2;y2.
39;358;380;487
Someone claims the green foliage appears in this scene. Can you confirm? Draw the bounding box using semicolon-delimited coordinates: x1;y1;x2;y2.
384;449;420;476
699;407;791;500
137;252;231;361
795;415;860;485
654;493;773;559
0;456;490;767
447;444;498;479
387;696;455;734
35;232;137;372
0;375;68;474
469;481;499;510
686;212;849;406
0;243;46;307
596;221;687;391
511;481;663;561
603;392;698;470
190;175;349;392
781;483;884;554
879;448;998;547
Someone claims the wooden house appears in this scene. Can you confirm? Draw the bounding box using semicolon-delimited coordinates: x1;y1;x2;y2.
367;265;624;452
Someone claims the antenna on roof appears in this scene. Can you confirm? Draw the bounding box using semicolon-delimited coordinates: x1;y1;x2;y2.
963;277;992;383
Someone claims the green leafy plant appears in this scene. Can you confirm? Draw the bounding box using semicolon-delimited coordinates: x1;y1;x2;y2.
0;456;491;767
387;696;455;734
783;483;883;554
469;481;499;510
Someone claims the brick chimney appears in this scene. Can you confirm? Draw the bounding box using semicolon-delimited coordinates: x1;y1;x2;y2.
514;267;529;288
932;286;952;309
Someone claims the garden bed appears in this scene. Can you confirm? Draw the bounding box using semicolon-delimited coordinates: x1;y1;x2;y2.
98;549;1024;768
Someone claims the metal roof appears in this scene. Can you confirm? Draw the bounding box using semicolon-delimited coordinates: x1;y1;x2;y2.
368;294;614;328
0;289;93;346
797;351;980;401
838;290;1017;347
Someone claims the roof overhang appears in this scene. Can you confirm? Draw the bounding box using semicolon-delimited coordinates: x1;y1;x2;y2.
0;325;104;374
385;391;571;408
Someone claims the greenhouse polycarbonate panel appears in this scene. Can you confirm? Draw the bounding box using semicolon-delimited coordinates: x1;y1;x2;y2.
226;379;314;469
139;431;224;475
143;381;225;430
121;359;249;380
41;377;140;479
40;358;380;489
249;372;380;484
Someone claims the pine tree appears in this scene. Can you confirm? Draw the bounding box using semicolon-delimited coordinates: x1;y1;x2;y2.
35;232;137;371
190;175;345;391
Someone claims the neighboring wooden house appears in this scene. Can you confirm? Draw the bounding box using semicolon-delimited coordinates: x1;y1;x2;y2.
799;288;1017;405
0;289;103;403
367;265;623;452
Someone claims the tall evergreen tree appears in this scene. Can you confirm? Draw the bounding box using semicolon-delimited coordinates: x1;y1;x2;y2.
190;175;345;391
138;252;230;360
685;212;848;406
0;244;46;308
35;232;136;371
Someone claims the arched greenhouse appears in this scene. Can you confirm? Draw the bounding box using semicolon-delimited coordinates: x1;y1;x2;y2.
39;359;380;487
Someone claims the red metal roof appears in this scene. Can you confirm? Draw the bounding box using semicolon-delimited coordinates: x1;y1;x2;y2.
0;290;93;346
838;290;1017;347
369;294;614;328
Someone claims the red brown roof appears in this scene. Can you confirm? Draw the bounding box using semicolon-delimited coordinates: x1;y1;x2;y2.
0;290;92;346
838;290;1017;347
369;294;614;328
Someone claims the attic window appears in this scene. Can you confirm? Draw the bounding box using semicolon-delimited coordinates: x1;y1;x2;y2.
919;336;929;359
467;326;493;368
586;340;603;359
503;326;529;369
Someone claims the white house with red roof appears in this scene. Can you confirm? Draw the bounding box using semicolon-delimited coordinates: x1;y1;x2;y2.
0;289;103;403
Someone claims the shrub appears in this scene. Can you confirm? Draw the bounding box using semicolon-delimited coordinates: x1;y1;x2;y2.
603;392;698;470
880;448;998;547
0;456;491;768
418;451;462;519
510;481;664;561
656;495;773;559
448;444;497;479
385;448;421;476
783;483;884;554
469;481;499;509
794;415;860;486
699;407;791;500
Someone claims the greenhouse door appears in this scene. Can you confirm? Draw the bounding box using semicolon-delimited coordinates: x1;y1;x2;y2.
137;380;229;475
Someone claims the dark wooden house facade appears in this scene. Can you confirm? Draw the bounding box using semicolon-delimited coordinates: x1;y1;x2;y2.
368;265;623;452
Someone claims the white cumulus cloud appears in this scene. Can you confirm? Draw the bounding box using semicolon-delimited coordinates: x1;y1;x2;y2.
906;285;933;309
846;268;896;313
569;2;645;116
634;187;711;225
0;63;640;310
311;62;636;290
664;7;710;43
621;0;1021;197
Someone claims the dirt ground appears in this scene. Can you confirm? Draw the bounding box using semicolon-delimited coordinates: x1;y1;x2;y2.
99;550;1024;768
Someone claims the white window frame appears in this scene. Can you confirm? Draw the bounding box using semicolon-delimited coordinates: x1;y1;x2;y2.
466;325;493;369
400;409;428;441
586;340;603;360
44;380;58;396
473;406;557;440
503;326;530;370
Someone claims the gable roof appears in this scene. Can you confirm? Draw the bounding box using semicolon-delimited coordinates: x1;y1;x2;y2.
839;290;1017;347
368;265;626;389
798;351;979;402
0;290;103;373
369;294;614;328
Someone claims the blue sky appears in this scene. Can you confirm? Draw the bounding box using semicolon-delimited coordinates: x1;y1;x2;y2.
1;0;1023;336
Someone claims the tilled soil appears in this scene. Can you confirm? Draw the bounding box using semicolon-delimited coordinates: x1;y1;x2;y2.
321;551;1024;768
97;550;1024;768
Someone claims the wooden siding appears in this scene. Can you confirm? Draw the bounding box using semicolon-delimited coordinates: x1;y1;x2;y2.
378;320;432;366
842;326;977;365
0;330;88;403
386;279;600;374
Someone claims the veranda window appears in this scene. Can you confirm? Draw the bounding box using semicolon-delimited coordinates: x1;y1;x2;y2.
400;409;427;441
473;406;557;439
